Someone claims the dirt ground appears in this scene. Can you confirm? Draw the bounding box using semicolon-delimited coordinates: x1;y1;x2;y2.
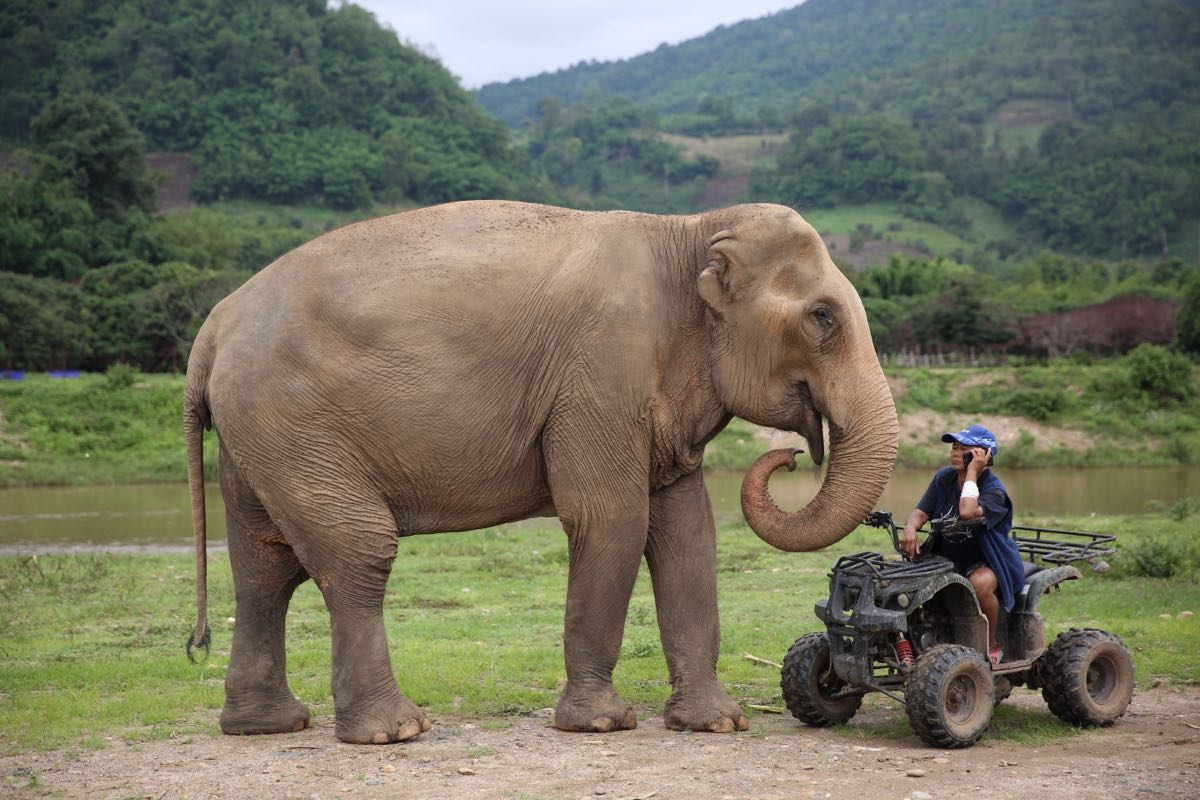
4;687;1198;800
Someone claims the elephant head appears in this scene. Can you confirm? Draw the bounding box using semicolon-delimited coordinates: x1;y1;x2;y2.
697;204;898;552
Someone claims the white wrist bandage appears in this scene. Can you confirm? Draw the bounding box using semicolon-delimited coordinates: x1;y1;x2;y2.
961;480;980;500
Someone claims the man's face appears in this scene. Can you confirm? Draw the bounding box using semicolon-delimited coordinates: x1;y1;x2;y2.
949;441;970;469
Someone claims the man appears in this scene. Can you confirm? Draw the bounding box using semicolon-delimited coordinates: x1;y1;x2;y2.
900;424;1024;666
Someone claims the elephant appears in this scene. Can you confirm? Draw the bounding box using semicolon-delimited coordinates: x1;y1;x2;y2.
184;200;898;744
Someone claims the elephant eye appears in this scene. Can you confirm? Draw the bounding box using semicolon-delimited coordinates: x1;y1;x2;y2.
811;306;835;329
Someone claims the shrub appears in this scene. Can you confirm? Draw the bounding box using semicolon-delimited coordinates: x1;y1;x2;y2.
1123;344;1195;405
103;363;138;389
1123;538;1182;578
1167;496;1200;522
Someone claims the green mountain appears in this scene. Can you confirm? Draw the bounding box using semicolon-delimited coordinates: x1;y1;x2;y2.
477;0;1200;129
0;0;546;208
478;0;1200;258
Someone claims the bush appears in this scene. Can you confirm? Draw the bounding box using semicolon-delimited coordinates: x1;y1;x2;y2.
994;386;1066;421
1123;344;1196;404
1123;538;1184;578
102;363;138;389
1167;496;1200;522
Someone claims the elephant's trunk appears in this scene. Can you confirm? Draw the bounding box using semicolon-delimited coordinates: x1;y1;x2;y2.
740;378;897;552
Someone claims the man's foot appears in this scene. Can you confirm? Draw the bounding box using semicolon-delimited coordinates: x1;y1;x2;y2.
988;647;1003;667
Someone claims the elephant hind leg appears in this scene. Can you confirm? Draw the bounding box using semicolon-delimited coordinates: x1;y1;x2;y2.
219;450;312;735
264;484;429;744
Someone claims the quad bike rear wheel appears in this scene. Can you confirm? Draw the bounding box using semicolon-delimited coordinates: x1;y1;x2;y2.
905;644;994;748
780;632;863;726
1037;628;1134;726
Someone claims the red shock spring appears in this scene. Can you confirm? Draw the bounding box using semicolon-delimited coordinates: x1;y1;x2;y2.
897;637;915;668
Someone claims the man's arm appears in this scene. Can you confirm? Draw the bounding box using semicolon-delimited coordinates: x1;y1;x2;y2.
958;446;992;520
900;508;930;558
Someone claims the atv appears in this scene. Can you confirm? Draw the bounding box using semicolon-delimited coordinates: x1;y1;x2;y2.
780;510;1135;748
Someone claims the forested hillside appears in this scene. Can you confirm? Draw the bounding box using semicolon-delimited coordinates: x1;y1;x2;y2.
0;0;556;371
479;0;1200;258
0;0;545;208
2;0;1199;373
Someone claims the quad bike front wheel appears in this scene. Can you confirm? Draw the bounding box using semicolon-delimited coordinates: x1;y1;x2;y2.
1037;628;1134;726
905;644;994;748
780;632;863;726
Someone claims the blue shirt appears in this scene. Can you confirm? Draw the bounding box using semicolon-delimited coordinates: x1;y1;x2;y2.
916;467;1025;611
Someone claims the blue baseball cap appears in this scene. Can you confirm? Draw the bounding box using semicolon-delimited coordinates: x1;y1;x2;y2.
941;424;999;456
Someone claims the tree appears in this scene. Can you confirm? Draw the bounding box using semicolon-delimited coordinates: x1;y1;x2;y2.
0;271;90;369
758;115;925;208
1177;278;1200;355
29;94;157;221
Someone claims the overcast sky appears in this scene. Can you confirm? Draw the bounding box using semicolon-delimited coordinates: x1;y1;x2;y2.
349;0;802;90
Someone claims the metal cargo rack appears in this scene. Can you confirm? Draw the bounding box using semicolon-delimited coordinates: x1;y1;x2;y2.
830;551;954;581
1010;525;1117;565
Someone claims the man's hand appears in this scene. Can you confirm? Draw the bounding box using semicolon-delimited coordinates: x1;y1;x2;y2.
966;446;993;479
900;527;920;559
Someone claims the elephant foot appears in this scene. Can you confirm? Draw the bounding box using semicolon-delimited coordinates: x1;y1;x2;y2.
220;692;311;736
334;692;431;745
663;684;750;733
554;684;637;732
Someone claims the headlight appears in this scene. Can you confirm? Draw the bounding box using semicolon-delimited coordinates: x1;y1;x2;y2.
896;593;910;609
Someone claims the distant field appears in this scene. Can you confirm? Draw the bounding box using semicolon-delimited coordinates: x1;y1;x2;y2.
657;132;790;175
801;203;975;254
984;98;1073;156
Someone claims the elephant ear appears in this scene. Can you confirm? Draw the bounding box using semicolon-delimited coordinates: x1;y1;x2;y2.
698;229;737;318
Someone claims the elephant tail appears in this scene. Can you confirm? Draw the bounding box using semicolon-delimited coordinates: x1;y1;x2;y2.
184;330;214;663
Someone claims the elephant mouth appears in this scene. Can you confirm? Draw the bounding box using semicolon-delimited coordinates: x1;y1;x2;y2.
792;381;826;466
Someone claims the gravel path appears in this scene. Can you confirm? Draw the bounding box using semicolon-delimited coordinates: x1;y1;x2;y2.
4;687;1198;799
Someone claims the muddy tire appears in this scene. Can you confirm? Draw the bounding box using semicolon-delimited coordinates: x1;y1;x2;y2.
905;644;994;748
780;632;863;726
1038;628;1134;726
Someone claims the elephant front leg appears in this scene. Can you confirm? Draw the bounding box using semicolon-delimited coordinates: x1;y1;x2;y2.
646;469;749;733
554;502;649;733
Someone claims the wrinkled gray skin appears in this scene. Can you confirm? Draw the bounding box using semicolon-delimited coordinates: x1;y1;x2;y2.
184;200;898;744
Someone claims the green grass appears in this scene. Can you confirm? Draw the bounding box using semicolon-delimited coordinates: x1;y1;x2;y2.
4;355;1198;485
800;203;976;254
0;372;218;486
886;357;1200;468
1;514;1195;752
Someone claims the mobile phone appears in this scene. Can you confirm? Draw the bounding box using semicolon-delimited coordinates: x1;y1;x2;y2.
963;450;993;467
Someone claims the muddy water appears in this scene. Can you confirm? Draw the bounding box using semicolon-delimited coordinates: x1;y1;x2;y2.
2;467;1198;552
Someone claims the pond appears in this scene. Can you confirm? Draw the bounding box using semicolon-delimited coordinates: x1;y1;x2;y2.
2;466;1198;552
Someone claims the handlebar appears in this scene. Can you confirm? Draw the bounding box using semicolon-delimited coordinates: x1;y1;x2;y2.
862;510;904;555
862;509;985;560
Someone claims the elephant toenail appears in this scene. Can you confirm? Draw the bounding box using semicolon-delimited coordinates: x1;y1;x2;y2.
372;732;390;744
737;715;750;731
396;720;422;740
420;718;431;732
710;718;735;733
590;716;616;732
292;720;306;732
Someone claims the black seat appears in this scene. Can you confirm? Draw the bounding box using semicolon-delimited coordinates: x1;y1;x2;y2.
1022;560;1042;579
